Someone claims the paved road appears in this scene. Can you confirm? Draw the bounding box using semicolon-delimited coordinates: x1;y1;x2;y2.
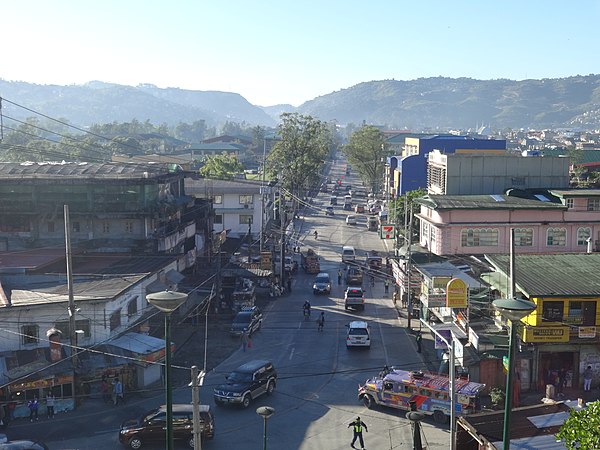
10;157;453;449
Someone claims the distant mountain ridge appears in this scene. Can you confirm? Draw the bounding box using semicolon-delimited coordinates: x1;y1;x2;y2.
1;75;600;130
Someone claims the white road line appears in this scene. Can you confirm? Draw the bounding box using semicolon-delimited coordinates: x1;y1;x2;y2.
289;347;295;360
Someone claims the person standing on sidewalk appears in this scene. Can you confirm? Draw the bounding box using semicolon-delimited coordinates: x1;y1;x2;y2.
113;377;124;406
28;397;39;422
348;416;368;449
415;331;422;353
46;393;55;419
584;365;593;391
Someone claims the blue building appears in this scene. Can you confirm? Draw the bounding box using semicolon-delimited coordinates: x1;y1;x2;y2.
387;135;507;196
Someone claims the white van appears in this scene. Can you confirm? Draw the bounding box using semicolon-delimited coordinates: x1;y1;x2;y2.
346;321;371;348
342;245;356;263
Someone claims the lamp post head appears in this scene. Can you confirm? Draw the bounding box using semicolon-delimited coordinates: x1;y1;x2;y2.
146;291;188;314
493;297;536;322
256;406;275;419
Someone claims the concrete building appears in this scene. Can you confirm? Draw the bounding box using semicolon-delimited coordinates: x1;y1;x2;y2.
427;151;570;195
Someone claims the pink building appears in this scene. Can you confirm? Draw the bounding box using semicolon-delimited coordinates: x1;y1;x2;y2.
416;189;600;256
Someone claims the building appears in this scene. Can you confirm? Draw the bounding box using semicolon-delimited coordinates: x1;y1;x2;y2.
185;178;276;240
427;151;570;195
484;253;600;398
0;161;202;269
389;135;507;196
415;189;600;256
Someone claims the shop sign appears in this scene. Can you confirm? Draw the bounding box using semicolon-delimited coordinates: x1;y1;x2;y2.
424;293;446;308
432;276;451;290
446;278;468;308
524;326;570;343
579;327;597;339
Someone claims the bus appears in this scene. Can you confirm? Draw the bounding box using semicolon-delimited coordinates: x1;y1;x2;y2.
358;368;485;423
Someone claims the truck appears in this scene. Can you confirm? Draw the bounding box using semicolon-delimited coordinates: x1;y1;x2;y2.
301;249;321;274
367;215;378;231
343;194;352;211
366;251;382;272
358;368;485;424
346;265;363;286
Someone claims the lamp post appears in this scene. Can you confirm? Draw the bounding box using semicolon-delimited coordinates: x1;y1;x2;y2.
256;406;275;450
492;297;535;450
147;291;188;450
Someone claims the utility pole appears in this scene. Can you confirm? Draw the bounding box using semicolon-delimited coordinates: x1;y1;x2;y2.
260;137;267;253
64;205;77;405
191;365;206;449
280;205;285;287
406;208;413;330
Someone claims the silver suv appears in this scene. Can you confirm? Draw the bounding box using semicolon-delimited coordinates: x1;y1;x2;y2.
344;287;365;311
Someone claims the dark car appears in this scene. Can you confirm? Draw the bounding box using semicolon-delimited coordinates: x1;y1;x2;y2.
0;435;48;450
118;404;215;449
213;360;277;408
325;206;334;216
313;272;331;295
230;306;263;336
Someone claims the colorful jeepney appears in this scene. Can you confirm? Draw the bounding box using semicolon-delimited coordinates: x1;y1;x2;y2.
358;369;485;423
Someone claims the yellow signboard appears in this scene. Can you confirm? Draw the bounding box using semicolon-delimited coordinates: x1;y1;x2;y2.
446;278;467;308
524;326;570;343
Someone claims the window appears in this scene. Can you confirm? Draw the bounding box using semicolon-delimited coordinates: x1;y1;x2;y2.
568;301;583;324
588;199;600;211
127;297;138;319
213;195;223;204
72;221;80;232
125;222;133;233
547;228;566;246
514;228;533;246
461;228;499;247
566;198;574;209
239;195;253;205
21;324;39;345
542;301;564;322
422;222;429;239
239;215;253;225
577;227;592;246
430;226;436;247
102;222;110;233
47;221;55;233
110;309;122;331
214;214;223;224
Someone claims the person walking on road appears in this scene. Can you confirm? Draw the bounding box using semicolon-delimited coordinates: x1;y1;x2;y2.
46;393;55;419
113;377;124;406
348;416;368;449
317;311;325;332
241;331;250;352
415;331;422;353
384;279;389;295
338;269;343;285
584;365;593;391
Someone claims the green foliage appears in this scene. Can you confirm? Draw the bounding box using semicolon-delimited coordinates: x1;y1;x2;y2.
556;400;600;449
489;387;505;408
342;125;386;193
199;153;244;179
267;113;331;197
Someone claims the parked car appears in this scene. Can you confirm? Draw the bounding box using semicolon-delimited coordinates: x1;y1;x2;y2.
214;360;277;408
230;306;263;336
313;272;331;295
326;206;334;216
118;404;215;449
346;215;358;225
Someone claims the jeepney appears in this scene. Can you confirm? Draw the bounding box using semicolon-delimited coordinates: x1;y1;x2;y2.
358;368;485;423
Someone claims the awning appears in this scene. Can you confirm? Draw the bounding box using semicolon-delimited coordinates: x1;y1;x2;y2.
108;332;172;367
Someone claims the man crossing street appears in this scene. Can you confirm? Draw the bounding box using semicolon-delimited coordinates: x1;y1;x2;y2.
348;416;368;449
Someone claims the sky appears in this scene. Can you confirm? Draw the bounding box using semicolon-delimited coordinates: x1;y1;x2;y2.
3;0;600;107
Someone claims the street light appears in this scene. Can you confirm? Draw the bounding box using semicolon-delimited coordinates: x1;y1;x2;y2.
147;291;188;450
492;297;536;450
256;406;275;450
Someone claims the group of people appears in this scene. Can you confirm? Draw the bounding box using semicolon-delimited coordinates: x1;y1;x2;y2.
26;393;55;422
303;301;325;331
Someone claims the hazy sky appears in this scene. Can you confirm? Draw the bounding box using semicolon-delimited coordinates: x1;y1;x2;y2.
3;0;599;107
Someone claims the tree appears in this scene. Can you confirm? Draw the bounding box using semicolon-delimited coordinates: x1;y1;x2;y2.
198;153;244;179
343;125;386;193
556;400;600;449
266;113;331;200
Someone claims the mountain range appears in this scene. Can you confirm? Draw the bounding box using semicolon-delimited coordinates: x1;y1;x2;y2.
1;75;600;130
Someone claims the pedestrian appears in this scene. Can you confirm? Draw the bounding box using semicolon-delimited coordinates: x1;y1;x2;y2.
584;365;593;391
7;400;15;422
46;392;55;419
101;376;111;403
348;416;368;449
0;403;5;428
28;397;39;422
241;331;250;352
401;292;408;308
287;277;292;292
113;377;124;406
415;331;422;353
384;279;389;294
338;269;343;285
317;311;325;332
392;291;398;305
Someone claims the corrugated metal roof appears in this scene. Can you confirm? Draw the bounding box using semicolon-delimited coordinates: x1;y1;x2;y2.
485;253;600;297
417;194;565;210
0;161;177;179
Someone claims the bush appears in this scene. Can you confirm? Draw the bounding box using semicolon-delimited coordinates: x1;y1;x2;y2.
490;387;505;409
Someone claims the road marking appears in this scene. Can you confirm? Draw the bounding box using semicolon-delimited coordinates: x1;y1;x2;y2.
289;347;295;360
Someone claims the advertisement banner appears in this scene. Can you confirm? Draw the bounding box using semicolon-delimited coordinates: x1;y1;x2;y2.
446;278;468;308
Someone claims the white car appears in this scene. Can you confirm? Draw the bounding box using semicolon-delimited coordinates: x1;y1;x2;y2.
346;215;357;225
